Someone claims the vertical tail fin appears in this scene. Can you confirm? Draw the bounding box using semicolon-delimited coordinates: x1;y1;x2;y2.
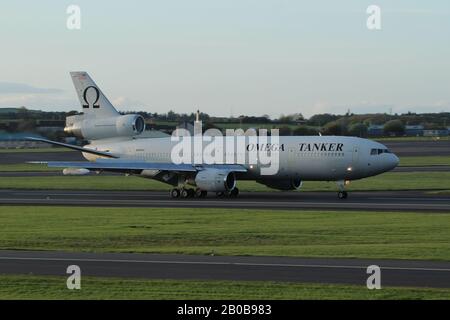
70;72;119;117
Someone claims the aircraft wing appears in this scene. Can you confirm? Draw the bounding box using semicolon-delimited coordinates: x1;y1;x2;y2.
28;137;247;173
46;160;248;173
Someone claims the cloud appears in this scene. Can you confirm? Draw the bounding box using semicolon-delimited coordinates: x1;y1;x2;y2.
0;82;63;94
111;96;147;111
0;94;78;109
0;81;70;108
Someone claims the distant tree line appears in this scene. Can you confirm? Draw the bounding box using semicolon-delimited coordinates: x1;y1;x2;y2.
1;107;450;138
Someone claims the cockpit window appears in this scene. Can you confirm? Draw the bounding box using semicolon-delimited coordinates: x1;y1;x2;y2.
371;148;391;155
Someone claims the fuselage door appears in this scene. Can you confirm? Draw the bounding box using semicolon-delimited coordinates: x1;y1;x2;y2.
351;146;359;169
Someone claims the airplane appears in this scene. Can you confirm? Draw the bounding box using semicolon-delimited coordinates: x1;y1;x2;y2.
29;72;399;199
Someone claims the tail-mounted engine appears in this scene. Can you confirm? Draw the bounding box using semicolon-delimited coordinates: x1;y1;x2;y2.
65;114;145;140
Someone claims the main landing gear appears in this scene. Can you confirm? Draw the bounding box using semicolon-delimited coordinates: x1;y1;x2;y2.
336;180;349;200
216;187;239;198
170;187;239;199
170;187;207;199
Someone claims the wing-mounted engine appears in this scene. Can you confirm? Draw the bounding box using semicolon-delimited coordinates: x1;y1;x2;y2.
257;177;302;191
194;169;236;192
65;114;145;140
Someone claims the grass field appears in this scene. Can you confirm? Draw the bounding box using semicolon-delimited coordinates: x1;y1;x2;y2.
0;206;449;260
0;163;60;171
376;136;450;141
0;171;449;192
0;147;70;153
0;275;448;299
399;156;450;166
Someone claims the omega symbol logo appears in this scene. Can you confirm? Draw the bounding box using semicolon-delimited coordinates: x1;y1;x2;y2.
82;86;100;109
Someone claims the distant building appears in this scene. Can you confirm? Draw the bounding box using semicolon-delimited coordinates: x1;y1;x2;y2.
423;129;449;137
367;125;384;136
404;125;424;136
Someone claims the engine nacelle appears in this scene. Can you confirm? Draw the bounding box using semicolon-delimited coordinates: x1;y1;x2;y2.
65;114;145;140
195;169;236;192
257;177;302;191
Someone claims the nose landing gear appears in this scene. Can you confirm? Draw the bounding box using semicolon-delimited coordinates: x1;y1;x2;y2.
336;180;349;200
338;191;348;199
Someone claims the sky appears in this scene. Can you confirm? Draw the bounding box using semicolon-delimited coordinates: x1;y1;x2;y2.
0;0;449;118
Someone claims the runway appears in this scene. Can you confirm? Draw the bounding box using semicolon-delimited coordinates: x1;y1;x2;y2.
0;250;449;288
0;151;84;165
0;189;449;212
381;140;450;157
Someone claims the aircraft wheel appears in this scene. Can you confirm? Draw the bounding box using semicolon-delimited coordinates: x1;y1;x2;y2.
229;187;239;198
338;191;348;199
195;189;207;198
181;188;192;198
170;188;180;198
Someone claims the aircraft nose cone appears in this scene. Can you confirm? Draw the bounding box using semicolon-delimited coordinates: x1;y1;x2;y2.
390;154;400;169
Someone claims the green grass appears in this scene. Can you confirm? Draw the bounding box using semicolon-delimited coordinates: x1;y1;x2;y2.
0;206;449;260
0;147;70;153
0;163;60;172
0;275;449;299
376;136;450;141
0;171;449;192
399;156;450;166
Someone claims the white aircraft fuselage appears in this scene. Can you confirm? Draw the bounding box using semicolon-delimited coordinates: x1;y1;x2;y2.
84;135;399;182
